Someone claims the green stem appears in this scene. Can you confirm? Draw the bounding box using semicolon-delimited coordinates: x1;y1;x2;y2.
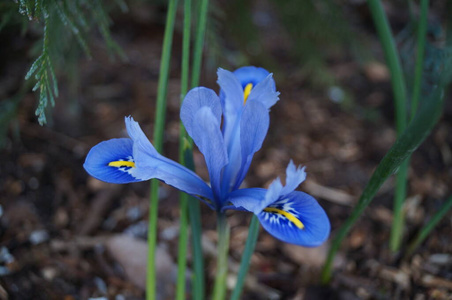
321;87;444;284
182;138;205;299
146;0;178;299
230;215;259;300
212;212;230;300
176;194;189;300
406;195;452;257
175;0;191;299
190;0;209;88
186;0;209;295
188;194;205;300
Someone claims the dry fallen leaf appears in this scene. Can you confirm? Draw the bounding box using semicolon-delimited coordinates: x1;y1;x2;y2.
105;234;176;299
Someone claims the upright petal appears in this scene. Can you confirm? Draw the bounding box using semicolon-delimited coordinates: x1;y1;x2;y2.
246;74;280;109
217;68;244;116
280;161;306;195
247;161;306;211
180;87;222;139
233;100;269;189
190;107;228;201
257;191;330;247
125;116;158;157
84;138;141;184
233;66;270;88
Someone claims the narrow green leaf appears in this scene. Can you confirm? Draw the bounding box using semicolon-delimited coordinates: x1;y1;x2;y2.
411;0;429;118
391;0;430;252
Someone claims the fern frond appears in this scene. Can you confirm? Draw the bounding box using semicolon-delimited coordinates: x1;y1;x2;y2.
89;0;127;60
54;1;92;58
25;14;59;125
4;0;128;125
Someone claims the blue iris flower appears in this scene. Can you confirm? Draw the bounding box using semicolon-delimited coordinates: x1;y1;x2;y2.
84;66;330;247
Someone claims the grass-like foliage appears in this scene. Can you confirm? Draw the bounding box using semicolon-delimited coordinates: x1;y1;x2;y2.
399;21;452;103
322;0;451;283
8;0;127;125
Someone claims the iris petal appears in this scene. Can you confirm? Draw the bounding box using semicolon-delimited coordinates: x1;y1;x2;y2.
217;68;244;117
84;138;141;184
257;191;330;247
128;117;214;200
280;161;306;195
254;161;307;210
233;66;270;88
85;117;214;200
190;107;228;201
246;74;280;109
233;100;269;189
227;187;267;212
180;87;222;139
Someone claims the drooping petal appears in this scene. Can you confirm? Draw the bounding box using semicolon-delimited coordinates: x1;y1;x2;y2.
87;117;215;200
84;138;141;184
257;191;330;247
233;66;270;88
134;154;215;202
190;106;228;201
233;100;269;189
227;177;283;214
180;87;222;139
246;74;280;109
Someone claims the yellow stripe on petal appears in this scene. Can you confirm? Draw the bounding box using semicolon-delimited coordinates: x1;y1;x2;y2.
243;83;253;104
263;207;305;229
108;161;136;168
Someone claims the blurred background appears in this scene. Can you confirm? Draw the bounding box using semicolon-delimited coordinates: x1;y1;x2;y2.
1;0;451;299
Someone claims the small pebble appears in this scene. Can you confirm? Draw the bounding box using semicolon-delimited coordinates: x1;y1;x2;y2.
29;230;50;245
0;247;14;264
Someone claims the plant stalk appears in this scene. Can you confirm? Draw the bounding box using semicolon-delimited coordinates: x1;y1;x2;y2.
212;212;230;300
230;215;259;300
146;0;179;299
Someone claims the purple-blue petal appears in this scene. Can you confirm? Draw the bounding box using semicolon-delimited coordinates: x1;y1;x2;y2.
126;116;214;200
233;100;269;189
257;191;330;247
280;161;306;196
217;68;244;118
84;138;142;184
233;66;270;89
227;187;267;212
180;87;222;140
246;74;280;109
190;107;228;201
